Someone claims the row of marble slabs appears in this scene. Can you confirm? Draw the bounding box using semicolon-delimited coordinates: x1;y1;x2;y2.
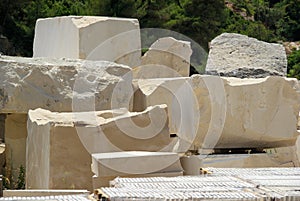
99;167;300;201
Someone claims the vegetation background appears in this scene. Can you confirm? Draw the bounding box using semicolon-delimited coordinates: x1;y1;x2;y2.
0;0;299;78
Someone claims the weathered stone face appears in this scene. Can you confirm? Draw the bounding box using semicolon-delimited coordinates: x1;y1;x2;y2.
33;16;141;67
26;105;171;190
135;75;300;150
206;33;287;78
0;56;133;113
213;76;300;148
134;37;192;78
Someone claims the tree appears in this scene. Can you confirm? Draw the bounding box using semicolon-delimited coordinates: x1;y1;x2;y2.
164;0;227;50
274;0;300;41
0;0;92;56
0;0;32;56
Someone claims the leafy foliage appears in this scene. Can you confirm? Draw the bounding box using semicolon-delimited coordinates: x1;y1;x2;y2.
16;165;25;189
288;49;300;79
164;0;227;50
2;164;25;189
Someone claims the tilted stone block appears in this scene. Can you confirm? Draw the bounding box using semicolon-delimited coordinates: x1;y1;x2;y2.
26;105;171;190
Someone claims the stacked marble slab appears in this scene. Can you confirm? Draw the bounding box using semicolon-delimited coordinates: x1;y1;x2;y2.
0;194;90;201
100;167;300;201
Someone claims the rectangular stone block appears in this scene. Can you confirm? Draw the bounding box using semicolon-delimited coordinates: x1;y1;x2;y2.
33;16;141;67
206;33;287;77
0;56;133;113
91;151;182;178
135;75;300;150
211;76;300;149
26;105;171;190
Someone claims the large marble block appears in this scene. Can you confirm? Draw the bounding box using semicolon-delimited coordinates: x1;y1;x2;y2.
26;105;171;190
0;56;133;113
135;75;300;150
211;76;300;148
206;33;287;78
33;16;141;67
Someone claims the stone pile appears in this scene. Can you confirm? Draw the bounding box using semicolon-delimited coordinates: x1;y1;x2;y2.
0;16;299;193
0;55;133;182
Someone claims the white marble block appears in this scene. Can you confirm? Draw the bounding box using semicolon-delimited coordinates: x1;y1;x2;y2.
33;16;141;67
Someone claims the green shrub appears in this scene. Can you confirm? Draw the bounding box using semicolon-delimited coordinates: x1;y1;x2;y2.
16;165;25;189
288;49;300;80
